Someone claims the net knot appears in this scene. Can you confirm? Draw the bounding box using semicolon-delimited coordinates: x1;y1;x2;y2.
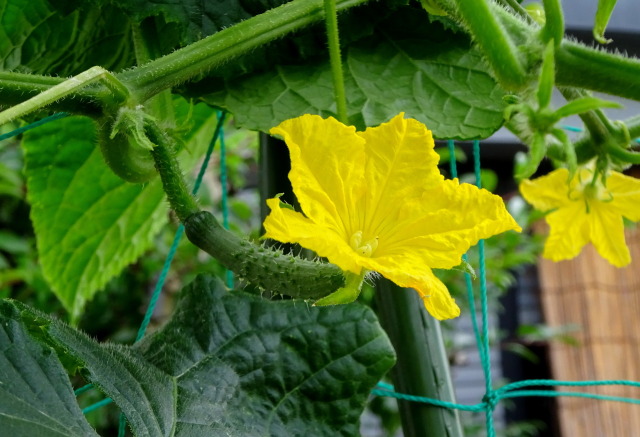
482;391;499;411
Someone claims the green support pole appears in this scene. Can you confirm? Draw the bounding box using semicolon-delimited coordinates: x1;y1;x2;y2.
375;278;464;437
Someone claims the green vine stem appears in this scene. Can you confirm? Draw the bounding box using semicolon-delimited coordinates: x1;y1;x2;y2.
374;278;463;437
558;87;609;144
131;20;176;126
605;144;640;164
555;40;640;100
574;114;640;164
437;0;640;101
324;0;348;124
0;0;369;117
540;0;564;46
0;67;129;125
0;71;103;117
118;0;369;104
145;121;199;222
498;0;534;24
448;0;528;90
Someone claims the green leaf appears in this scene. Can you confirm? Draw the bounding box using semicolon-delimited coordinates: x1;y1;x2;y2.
22;100;220;317
136;275;396;436
5;299;176;437
22;116;166;318
200;7;505;139
0;0;134;75
0;0;75;72
3;274;395;435
553;96;622;120
0;301;99;436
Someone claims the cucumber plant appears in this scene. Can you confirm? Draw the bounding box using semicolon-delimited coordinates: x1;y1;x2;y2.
2;0;640;435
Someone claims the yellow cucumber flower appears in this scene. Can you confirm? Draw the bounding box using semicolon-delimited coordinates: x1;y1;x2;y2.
520;167;640;267
263;113;521;320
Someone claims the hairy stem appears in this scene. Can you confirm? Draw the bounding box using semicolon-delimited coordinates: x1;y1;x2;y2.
118;0;369;103
575;114;640;163
0;74;103;117
605;144;640;164
0;67;128;125
540;0;564;46
558;87;609;143
449;0;527;90
131;20;176;126
556;40;640;101
324;0;348;124
146;121;199;222
498;0;535;24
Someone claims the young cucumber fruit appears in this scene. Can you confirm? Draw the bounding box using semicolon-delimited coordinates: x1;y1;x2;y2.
97;116;157;183
184;210;345;299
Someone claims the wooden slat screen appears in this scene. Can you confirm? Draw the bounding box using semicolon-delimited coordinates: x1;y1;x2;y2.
537;226;640;437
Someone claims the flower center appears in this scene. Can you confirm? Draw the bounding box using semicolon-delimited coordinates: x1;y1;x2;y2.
578;178;612;203
572;173;613;213
350;231;379;257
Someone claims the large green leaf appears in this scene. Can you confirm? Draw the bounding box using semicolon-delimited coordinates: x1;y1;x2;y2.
136;275;396;436
4;298;176;437
22;100;220;317
201;7;505;139
0;302;99;436
0;0;134;75
3;275;396;435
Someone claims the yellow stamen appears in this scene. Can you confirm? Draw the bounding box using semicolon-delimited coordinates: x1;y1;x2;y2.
350;231;378;257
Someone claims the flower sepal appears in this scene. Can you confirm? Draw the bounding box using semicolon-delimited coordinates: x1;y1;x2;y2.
314;271;366;306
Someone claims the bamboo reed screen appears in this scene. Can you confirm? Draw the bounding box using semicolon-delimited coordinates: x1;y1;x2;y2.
537;225;640;437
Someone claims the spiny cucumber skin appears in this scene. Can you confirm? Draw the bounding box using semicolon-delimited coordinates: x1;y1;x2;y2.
184;211;345;299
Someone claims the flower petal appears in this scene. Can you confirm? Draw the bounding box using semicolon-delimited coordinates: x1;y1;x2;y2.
606;171;640;222
542;202;590;261
270;115;366;238
416;272;461;321
363;254;460;320
375;179;521;269
355;113;443;235
519;168;571;211
589;203;631;267
262;198;361;273
360;253;460;320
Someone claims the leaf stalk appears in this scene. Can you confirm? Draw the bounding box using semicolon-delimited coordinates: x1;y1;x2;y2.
323;0;349;124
